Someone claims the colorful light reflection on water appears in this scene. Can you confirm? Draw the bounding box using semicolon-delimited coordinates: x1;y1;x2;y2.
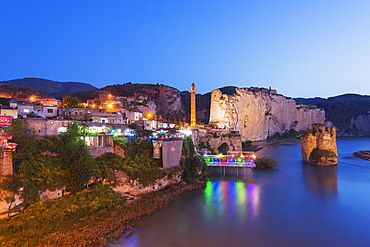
204;180;260;224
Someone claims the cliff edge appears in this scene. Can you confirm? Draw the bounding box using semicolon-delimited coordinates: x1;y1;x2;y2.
209;87;326;141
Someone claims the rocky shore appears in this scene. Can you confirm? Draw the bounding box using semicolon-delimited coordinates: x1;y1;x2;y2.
353;151;370;161
40;181;205;247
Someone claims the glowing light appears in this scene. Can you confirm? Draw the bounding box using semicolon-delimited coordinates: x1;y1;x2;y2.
30;96;35;101
146;112;154;120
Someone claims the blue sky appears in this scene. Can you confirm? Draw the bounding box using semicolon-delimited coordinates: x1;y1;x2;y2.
1;1;370;97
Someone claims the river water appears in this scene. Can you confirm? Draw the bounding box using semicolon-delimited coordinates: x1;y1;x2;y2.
112;138;370;247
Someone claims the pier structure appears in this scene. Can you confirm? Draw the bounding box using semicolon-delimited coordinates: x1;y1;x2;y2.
203;151;256;177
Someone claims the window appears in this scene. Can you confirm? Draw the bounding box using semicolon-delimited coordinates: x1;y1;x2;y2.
47;109;53;113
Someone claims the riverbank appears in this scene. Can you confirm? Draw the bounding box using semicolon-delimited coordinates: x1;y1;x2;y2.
41;181;205;247
353;151;370;161
0;181;204;247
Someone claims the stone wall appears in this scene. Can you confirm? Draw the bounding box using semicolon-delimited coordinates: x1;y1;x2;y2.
301;124;338;166
209;88;326;141
21;118;73;137
198;135;243;154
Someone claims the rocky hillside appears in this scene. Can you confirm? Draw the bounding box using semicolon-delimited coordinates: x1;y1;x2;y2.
98;83;184;119
209;87;327;141
0;78;98;98
295;94;370;136
0;83;47;98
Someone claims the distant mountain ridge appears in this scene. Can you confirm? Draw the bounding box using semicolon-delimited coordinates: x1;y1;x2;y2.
295;94;370;135
0;78;98;98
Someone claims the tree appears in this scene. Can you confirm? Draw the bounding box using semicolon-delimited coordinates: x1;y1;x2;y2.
61;96;82;108
7;120;39;172
0;175;23;217
59;123;98;192
95;152;124;184
19;155;64;205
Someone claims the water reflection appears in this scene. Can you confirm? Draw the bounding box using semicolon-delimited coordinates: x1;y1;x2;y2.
302;163;338;197
204;180;260;223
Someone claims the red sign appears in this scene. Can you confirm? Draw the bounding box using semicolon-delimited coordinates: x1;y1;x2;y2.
0;116;12;126
0;135;12;139
170;146;176;151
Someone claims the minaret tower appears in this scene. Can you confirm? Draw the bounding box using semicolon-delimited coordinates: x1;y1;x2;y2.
190;83;196;126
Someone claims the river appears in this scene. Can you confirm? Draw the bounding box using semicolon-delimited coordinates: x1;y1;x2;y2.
111;137;370;247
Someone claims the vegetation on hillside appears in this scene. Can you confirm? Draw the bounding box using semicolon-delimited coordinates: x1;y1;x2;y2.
0;121;98;210
0;122;206;246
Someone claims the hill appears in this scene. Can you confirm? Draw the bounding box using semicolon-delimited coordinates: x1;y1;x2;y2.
0;78;98;98
0;83;47;99
295;94;370;135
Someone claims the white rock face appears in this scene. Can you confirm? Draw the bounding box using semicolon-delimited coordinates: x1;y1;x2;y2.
351;115;370;132
209;88;326;141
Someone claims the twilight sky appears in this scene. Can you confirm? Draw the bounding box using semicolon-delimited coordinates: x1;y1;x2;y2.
1;1;370;98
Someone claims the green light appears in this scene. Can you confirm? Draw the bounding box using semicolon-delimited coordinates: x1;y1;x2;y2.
236;182;246;207
204;180;213;201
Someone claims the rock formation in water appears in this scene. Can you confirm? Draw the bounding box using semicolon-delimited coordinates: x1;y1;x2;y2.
209;87;326;141
301;124;338;166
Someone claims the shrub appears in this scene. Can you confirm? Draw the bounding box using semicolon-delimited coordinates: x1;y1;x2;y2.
254;156;279;168
309;148;337;163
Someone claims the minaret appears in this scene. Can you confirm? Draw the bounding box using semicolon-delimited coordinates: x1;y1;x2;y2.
190;83;196;126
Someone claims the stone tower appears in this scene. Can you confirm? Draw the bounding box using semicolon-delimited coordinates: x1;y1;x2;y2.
190;83;196;126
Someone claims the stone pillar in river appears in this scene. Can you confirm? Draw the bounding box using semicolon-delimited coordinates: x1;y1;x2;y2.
301;124;338;166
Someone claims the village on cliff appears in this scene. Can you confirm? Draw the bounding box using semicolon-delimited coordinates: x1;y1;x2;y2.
0;82;340;219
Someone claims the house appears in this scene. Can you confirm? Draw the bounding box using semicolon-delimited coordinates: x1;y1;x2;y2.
0;107;18;119
127;111;143;123
90;112;126;124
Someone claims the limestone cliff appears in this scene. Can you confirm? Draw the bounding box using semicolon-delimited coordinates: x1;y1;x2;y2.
209;88;326;141
351;114;370;134
301;124;338;166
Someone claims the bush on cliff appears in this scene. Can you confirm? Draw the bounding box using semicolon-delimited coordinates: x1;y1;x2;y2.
254;156;279;168
309;148;337;164
181;137;206;181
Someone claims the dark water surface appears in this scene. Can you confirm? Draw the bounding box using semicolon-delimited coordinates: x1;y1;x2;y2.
112;138;370;247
